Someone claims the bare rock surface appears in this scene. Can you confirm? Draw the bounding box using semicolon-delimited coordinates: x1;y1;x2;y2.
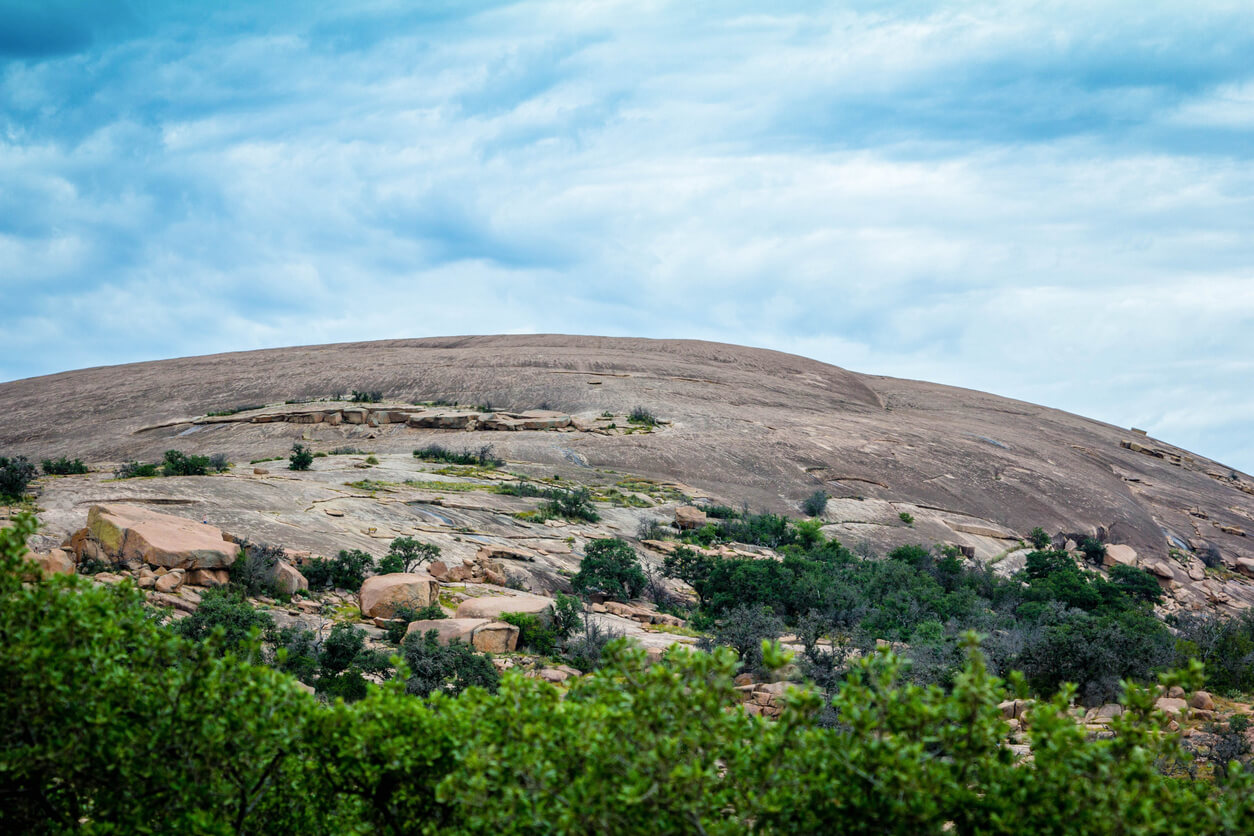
4;334;1254;615
85;504;237;569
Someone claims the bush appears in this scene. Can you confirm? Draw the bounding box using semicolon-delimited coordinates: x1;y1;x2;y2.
114;460;160;479
208;453;230;472
229;542;286;597
627;406;658;426
377;536;440;574
0;455;36;500
161;449;212;476
1079;536;1107;565
174;587;274;657
402;629;500;697
572;538;647;601
41;457;88;475
289;443;314;471
802;490;829;517
562;618;622;672
701;603;785;677
500;611;559;655
412;444;503;467
350;390;383;403
364;454;379;465
304;549;374;592
541;487;600;523
1029;527;1051;550
898;511;914;526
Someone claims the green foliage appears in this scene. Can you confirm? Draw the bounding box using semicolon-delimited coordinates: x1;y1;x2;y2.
700;603;784;676
899;511;915;525
402;629;500;697
540;487;600;523
316;622;393;702
413;444;503;467
572;538;647;601
41;456;88;475
229;543;282;596
1173;610;1254;694
703;504;741;520
304;549;375;592
627;405;658;426
364;454;380;465
0;455;36;500
205;403;265;417
174;586;275;657
350;389;383;403
4;521;1254;834
551;592;583;639
1029;526;1051;549
1079;536;1108;564
500;611;559;655
161;449;212;476
801;490;829;517
289;443;314;471
114;460;160;478
208;452;230;472
378;536;440;574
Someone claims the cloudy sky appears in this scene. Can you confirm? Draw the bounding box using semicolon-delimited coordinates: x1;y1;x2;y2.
3;1;1252;471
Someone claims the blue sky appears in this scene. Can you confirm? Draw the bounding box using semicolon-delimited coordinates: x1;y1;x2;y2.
3;1;1253;472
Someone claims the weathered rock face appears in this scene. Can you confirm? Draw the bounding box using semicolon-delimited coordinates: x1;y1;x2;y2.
455;593;552;620
29;548;74;576
269;561;309;596
359;573;440;618
470;621;520;653
79;504;237;570
406;617;486;645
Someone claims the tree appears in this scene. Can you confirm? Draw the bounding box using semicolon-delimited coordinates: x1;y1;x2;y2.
572;538;647;601
289;443;314;471
402;629;500;697
378;536;440;574
0;455;36;501
1029;527;1051;549
801;490;829;517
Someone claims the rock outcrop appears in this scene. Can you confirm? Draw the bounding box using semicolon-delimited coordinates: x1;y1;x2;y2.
76;504;238;570
359;573;440;618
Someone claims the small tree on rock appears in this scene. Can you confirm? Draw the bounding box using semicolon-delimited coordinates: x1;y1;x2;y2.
572;538;647;601
378;537;440;574
289;443;314;471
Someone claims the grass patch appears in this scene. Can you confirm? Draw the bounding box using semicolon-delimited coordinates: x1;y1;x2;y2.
413;444;503;468
205;404;265;417
249;457;282;464
344;479;397;492
645;623;704;639
403;480;491;493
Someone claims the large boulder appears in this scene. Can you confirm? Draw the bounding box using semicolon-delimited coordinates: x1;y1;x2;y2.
675;506;708;530
471;621;520;653
30;548;74;576
405;617;488;645
360;573;440;618
1103;544;1138;567
455;593;553;620
85;504;237;569
270;562;309;596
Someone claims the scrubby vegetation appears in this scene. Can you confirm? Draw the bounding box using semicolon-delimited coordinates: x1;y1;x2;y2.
41;456;88;475
0;455;36;500
350;389;383;403
3;510;1254;833
289;443;314;471
627;405;659;426
161;449;213;476
304;549;375;592
378;536;440;574
413;444;503;467
801;490;828;517
573;538;647;601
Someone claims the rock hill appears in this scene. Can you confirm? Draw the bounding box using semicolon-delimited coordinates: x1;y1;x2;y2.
4;334;1253;613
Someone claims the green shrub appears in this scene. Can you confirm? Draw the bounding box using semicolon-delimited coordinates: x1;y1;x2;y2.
572;538;646;601
304;549;374;592
174;587;275;657
1029;526;1051;549
350;390;383;403
41;457;88;475
228;542;285;597
701;603;785;677
899;511;915;525
0;455;36;500
114;460;159;479
1079;536;1107;565
161;449;212;476
208;453;230;472
364;454;379;465
412;444;503;467
289;443;314;471
377;536;440;574
627;406;658;426
402;629;500;697
802;490;829;517
541;487;600;523
500;611;559;655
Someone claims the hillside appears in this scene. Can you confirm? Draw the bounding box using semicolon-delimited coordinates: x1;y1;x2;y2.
4;335;1253;613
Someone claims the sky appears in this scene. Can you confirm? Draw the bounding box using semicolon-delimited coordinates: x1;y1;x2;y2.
2;0;1252;472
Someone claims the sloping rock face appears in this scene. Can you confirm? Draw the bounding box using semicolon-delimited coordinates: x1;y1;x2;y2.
3;335;1252;605
80;504;237;569
455;594;553;620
